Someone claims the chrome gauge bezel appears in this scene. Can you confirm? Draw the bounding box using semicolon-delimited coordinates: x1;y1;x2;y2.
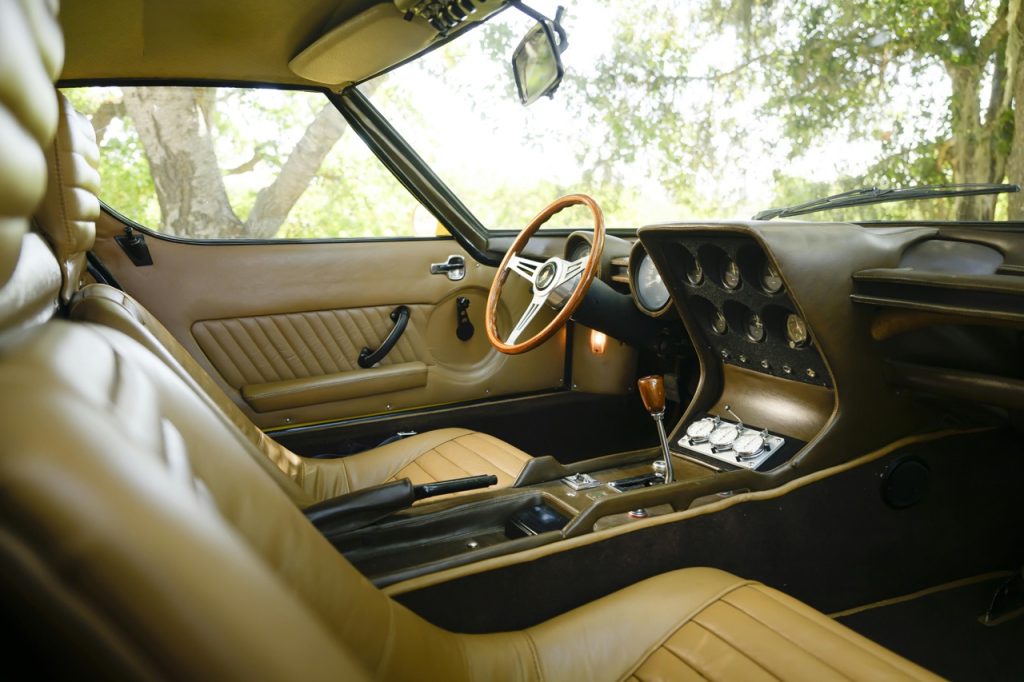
785;313;809;348
760;261;784;294
628;241;675;318
721;257;742;290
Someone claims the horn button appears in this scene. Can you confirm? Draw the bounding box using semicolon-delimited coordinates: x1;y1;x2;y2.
535;261;559;290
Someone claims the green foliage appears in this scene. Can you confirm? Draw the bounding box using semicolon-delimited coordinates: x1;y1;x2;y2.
64;0;1022;237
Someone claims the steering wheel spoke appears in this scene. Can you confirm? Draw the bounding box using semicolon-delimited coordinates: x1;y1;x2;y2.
506;293;547;345
557;256;588;287
508;254;542;283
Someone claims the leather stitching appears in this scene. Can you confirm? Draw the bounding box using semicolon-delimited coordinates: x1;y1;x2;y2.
618;579;754;681
722;587;909;678
696;598;847;675
679;619;782;680
649;634;710;680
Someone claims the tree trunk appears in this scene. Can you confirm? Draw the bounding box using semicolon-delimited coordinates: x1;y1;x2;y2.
1005;0;1024;218
123;86;372;239
123;87;246;238
948;65;998;220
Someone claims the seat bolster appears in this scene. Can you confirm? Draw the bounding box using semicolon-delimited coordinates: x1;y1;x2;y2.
522;567;941;682
0;0;63;287
523;567;749;681
70;284;316;508
335;428;533;496
36;94;100;301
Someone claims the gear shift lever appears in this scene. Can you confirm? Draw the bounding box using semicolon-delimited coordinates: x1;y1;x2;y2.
637;375;674;483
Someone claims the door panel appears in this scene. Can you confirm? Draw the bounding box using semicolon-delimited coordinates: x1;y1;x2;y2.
92;211;566;429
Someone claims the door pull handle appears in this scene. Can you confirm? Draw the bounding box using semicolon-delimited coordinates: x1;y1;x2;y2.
358;306;410;368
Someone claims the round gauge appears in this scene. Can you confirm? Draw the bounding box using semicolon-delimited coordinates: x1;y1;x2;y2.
785;313;809;348
761;262;783;293
635;254;671;311
710;308;728;335
746;312;765;343
686;258;704;285
722;258;741;290
734;432;766;459
709;423;739;449
685;417;717;443
568;241;591;262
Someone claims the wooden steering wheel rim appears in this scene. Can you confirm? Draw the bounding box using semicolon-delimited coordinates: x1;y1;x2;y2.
485;194;605;354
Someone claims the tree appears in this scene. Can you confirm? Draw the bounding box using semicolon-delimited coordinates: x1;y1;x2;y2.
120;86;370;239
550;0;1017;220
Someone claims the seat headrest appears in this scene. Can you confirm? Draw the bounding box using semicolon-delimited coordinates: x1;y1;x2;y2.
0;0;64;288
36;94;100;301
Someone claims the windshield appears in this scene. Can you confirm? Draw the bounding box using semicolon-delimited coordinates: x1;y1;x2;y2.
365;0;1016;228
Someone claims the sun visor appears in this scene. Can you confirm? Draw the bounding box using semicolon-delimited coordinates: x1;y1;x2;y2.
289;4;437;87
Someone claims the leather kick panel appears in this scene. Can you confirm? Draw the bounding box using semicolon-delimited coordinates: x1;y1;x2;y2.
192;305;428;389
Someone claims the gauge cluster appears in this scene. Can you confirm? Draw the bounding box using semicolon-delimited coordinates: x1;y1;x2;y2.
653;235;831;387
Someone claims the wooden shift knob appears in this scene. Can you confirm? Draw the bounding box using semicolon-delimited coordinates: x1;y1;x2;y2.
637;375;666;415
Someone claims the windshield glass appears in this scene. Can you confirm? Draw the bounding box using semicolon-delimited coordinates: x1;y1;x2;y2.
365;0;1015;228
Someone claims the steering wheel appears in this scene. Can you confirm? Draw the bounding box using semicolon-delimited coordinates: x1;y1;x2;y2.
486;194;605;354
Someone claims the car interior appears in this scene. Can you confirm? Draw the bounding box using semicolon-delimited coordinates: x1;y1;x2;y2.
3;0;1024;679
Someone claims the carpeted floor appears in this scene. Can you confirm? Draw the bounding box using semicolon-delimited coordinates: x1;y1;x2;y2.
838;574;1024;681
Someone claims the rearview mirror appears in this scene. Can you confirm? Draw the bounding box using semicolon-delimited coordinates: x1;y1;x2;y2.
511;6;568;106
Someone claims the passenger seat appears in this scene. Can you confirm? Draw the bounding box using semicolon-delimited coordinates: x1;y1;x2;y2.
32;94;533;506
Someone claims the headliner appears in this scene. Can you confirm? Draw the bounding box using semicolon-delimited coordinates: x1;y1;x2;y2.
59;0;404;87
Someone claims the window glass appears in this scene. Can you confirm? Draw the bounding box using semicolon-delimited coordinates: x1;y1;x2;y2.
61;86;435;239
364;1;1006;228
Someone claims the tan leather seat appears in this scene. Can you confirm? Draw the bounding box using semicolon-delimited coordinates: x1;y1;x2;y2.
1;5;939;680
32;94;532;505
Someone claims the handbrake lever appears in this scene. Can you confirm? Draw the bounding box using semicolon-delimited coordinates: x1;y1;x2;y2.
306;474;499;539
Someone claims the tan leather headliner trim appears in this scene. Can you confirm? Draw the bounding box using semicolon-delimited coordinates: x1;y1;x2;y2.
384;427;990;596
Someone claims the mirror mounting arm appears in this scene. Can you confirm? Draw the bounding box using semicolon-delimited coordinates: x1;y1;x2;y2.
509;0;568;51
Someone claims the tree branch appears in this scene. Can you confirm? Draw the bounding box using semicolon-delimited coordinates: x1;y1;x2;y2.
223;144;270;176
90;100;123;145
244;82;381;239
979;0;1010;60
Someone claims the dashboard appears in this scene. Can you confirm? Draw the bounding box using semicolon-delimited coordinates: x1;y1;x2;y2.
602;231;831;388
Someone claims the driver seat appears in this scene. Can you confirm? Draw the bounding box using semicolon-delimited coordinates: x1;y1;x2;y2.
35;94;533;507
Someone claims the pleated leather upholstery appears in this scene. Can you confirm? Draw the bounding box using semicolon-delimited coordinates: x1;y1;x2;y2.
192;304;429;388
625;583;937;682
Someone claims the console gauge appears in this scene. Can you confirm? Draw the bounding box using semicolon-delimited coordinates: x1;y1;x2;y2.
746;312;765;342
785;313;809;347
635;254;671;311
734;432;766;459
685;417;717;443
722;258;741;290
761;262;783;293
710;308;728;334
708;423;739;449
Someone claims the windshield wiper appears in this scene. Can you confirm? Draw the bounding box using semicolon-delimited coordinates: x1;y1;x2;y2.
753;183;1020;221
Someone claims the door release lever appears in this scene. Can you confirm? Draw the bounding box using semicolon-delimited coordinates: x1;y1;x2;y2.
430;255;466;281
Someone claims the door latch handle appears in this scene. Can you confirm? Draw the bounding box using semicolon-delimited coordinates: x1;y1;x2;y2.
430;255;466;281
